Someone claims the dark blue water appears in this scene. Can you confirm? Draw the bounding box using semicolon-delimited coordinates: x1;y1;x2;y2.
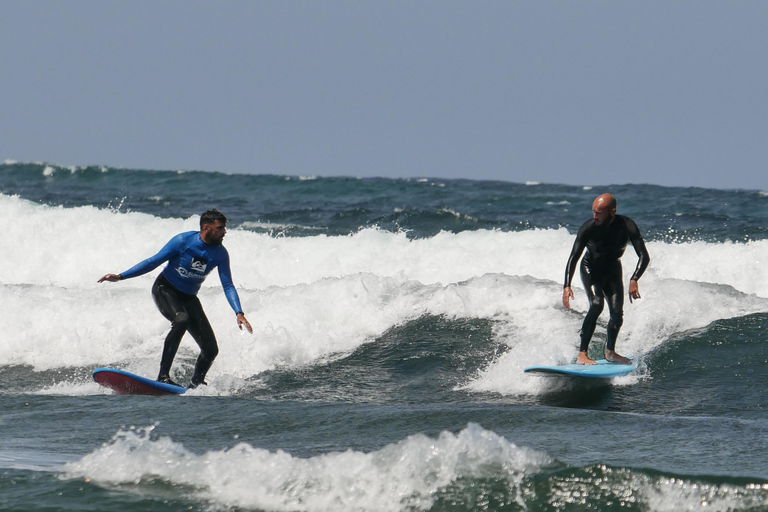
2;162;765;240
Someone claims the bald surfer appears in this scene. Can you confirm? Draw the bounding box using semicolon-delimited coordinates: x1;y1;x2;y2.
562;194;650;365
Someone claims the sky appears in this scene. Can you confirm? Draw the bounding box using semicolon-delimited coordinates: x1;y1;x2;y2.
1;1;766;190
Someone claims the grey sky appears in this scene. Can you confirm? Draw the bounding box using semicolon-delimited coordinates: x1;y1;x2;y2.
2;1;766;190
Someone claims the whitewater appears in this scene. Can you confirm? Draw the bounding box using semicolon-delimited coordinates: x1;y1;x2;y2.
3;192;767;395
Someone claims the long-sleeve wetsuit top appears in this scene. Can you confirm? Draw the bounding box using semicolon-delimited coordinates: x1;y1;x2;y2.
563;215;650;288
119;231;244;313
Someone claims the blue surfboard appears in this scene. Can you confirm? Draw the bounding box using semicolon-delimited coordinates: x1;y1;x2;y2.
524;359;637;379
93;368;187;395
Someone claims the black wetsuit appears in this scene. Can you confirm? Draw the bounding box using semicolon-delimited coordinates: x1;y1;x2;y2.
564;215;650;353
152;274;218;386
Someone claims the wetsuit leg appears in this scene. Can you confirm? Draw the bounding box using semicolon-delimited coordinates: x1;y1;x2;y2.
602;264;625;352
152;275;192;380
182;297;219;386
151;275;219;385
579;262;605;353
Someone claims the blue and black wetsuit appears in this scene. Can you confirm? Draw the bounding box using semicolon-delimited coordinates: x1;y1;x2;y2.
564;215;650;353
119;231;244;385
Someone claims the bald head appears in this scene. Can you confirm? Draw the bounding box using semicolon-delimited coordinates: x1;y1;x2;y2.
592;194;617;225
593;193;616;210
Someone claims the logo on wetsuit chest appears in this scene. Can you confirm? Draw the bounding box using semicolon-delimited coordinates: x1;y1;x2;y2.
190;257;209;273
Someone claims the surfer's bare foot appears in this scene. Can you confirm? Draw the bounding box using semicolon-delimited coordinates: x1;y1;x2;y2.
576;351;596;365
605;350;631;364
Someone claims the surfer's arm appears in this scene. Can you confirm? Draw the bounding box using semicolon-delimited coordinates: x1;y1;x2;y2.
629;238;650;282
217;252;253;333
626;218;650;303
99;235;182;283
563;223;590;308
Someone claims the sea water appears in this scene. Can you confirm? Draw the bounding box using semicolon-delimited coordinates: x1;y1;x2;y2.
1;162;768;511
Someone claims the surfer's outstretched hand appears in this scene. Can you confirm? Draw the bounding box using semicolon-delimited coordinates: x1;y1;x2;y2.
98;273;122;283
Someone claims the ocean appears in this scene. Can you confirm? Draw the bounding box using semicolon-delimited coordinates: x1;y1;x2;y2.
1;161;767;511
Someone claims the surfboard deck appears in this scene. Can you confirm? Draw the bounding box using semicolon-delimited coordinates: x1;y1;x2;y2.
524;359;637;379
93;368;187;395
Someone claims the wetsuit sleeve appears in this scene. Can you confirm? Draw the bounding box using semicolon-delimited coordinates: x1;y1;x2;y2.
119;235;182;280
217;250;244;314
564;222;590;288
626;218;650;281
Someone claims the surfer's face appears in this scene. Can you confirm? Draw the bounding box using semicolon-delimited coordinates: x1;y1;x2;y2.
592;199;615;226
201;220;227;245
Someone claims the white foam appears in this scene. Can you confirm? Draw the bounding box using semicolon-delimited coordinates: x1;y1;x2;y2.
461;274;768;396
649;239;768;298
4;193;767;296
61;423;551;511
637;475;768;511
2;194;768;397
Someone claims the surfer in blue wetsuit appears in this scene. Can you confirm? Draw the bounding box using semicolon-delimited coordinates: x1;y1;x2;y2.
562;194;650;365
98;209;253;388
